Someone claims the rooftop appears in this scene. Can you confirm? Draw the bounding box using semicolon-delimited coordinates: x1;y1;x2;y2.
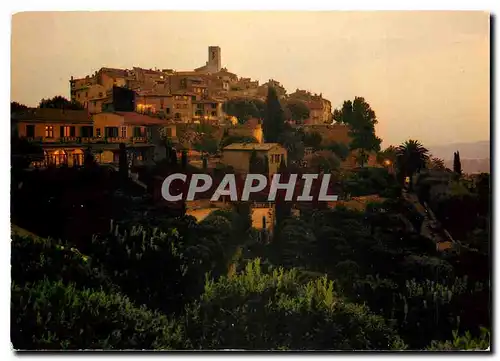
12;108;92;124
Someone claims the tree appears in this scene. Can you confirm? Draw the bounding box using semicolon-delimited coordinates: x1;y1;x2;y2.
193;135;219;155
11;135;44;172
277;125;305;163
428;157;446;170
39;96;84;110
303;131;322;150
118;143;128;183
453;151;462;176
222;98;265;124
11;101;28;113
285;99;310;123
396;140;429;191
327;141;350;161
377;146;397;165
333;97;381;167
181;150;188;169
305;150;340;174
263;87;285;143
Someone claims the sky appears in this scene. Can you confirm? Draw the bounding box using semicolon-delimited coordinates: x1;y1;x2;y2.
11;11;490;147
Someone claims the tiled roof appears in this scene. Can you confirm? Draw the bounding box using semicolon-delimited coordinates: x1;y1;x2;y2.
113;112;174;126
223;143;282;151
12;108;92;124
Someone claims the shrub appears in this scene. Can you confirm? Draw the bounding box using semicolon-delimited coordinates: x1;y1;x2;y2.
11;280;185;350
182;259;402;350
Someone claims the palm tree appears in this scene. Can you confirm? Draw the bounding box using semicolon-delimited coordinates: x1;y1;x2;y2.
396;140;429;191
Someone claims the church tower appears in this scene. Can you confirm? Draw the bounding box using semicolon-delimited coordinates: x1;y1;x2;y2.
208;46;221;72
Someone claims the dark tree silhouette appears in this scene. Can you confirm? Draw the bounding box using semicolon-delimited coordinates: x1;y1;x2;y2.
396;140;429;191
39;96;84;110
453;151;462;176
263;87;285;143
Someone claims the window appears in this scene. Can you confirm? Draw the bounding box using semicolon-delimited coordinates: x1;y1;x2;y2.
182;104;188;109
61;126;75;137
133;127;145;137
175;113;181;120
211;103;217;109
166;107;170;114
99;92;103;97
96;128;101;137
45;126;54;138
191;96;196;101
160;99;164;109
85;92;88;97
211;111;217;116
197;104;203;109
121;126;127;138
195;110;203;116
80;126;93;137
26;125;35;138
105;127;119;137
175;104;180;109
77;93;80;99
183;96;188;100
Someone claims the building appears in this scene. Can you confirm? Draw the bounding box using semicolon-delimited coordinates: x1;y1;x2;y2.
12;108;94;166
194;46;222;74
135;91;173;116
221;143;287;177
289;89;333;124
92;111;176;164
170;92;194;122
12;108;175;167
192;99;223;124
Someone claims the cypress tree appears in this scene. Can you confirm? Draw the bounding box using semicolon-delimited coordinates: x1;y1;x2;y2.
249;150;260;173
453;151;462;176
118;143;128;183
263;87;285;143
181;150;188;169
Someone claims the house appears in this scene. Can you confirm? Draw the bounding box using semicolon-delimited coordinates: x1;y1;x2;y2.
92;111;176;164
12;108;94;166
221;143;287;177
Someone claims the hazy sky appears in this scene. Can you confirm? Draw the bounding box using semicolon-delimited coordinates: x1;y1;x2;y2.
11;11;490;146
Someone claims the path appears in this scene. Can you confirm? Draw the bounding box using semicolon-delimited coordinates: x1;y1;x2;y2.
402;190;454;251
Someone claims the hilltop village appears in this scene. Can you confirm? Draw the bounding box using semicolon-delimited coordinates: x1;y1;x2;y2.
11;45;378;174
11;46;491;351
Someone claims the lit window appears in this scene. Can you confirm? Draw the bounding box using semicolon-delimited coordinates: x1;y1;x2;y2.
96;128;101;137
121;126;127;138
62;126;72;137
45;126;54;138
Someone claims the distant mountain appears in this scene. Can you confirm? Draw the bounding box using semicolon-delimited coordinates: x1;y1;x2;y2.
428;140;490;160
442;158;490;174
428;141;490;174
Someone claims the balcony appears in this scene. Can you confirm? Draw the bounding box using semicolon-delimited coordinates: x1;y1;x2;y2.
24;136;151;145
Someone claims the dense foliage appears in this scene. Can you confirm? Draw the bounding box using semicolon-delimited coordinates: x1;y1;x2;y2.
11;91;490;351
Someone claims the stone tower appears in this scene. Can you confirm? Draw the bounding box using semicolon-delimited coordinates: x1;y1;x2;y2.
208;46;221;73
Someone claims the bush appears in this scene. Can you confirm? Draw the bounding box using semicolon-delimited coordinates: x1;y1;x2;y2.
11;280;184;350
11;234;113;292
182;259;403;350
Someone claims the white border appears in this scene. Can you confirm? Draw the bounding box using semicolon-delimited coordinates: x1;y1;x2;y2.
2;1;498;360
